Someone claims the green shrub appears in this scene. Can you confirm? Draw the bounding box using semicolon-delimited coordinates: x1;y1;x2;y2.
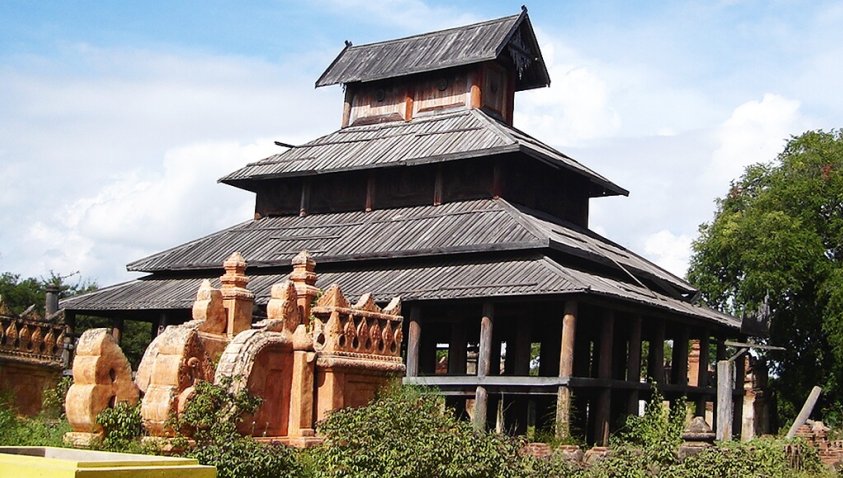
173;378;303;478
95;401;144;451
41;375;72;419
310;384;525;478
0;396;69;447
668;437;830;478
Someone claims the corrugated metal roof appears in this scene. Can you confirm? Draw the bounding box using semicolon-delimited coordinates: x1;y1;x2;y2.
315;11;550;91
124;198;693;295
62;256;739;330
220;109;627;197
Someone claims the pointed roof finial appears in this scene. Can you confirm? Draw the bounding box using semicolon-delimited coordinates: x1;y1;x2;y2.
521;5;528;12
344;40;352;47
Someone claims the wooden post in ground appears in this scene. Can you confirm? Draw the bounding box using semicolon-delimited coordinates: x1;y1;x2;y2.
473;303;494;431
556;301;577;440
594;310;614;445
695;333;710;416
716;359;734;440
786;386;823;439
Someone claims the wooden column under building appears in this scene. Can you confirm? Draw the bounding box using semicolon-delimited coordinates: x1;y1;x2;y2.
556;300;577;439
594;310;614;446
473;303;494;431
449;319;467;375
406;306;421;377
695;333;710;416
648;319;666;384
672;328;689;387
627;315;643;415
63;311;77;369
733;352;746;439
111;317;125;344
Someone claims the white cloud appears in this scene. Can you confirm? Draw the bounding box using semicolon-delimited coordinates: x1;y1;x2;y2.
515;40;622;147
708;93;806;186
0;45;339;284
642;230;693;278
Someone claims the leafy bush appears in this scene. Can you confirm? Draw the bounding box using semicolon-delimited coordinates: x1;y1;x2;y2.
173;378;303;478
310;384;525;478
611;389;686;467
669;438;829;478
95;401;144;451
0;396;69;447
41;375;72;419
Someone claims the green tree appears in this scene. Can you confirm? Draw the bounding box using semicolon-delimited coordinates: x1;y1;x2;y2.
0;271;96;316
688;129;843;424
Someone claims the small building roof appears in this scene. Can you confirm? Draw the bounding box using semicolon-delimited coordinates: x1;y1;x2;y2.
220;109;627;197
315;9;550;91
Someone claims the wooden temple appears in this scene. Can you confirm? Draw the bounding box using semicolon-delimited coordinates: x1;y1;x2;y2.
62;8;745;445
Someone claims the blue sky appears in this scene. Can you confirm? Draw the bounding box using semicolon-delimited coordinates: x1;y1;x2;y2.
1;1;842;287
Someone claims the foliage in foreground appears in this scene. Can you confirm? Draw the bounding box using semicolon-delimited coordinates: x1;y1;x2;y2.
688;129;843;423
311;384;528;478
1;379;835;478
172;378;303;478
0;393;69;447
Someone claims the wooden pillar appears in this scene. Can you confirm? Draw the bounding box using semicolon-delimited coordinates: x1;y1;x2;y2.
299;180;311;217
419;323;437;375
341;86;353;127
627;316;643;415
594;310;614;446
474;303;494;431
712;337;726;430
672;328;689;386
489;335;502;376
406;306;421;377
514;320;531;375
365;173;376;212
556;300;577;440
716;359;734;440
539;317;561;377
111;317;124;344
733;353;746;440
433;165;443;206
448;319;466;375
695;334;710;416
648;319;666;384
63;311;77;369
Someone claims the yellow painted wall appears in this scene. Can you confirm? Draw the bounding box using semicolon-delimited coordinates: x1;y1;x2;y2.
0;446;216;478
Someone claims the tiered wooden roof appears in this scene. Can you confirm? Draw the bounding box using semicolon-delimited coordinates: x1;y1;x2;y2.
61;9;740;335
64;197;738;329
221;109;626;197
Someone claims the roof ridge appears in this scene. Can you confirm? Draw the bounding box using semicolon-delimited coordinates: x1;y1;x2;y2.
469;109;518;146
494;198;549;244
344;14;520;50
